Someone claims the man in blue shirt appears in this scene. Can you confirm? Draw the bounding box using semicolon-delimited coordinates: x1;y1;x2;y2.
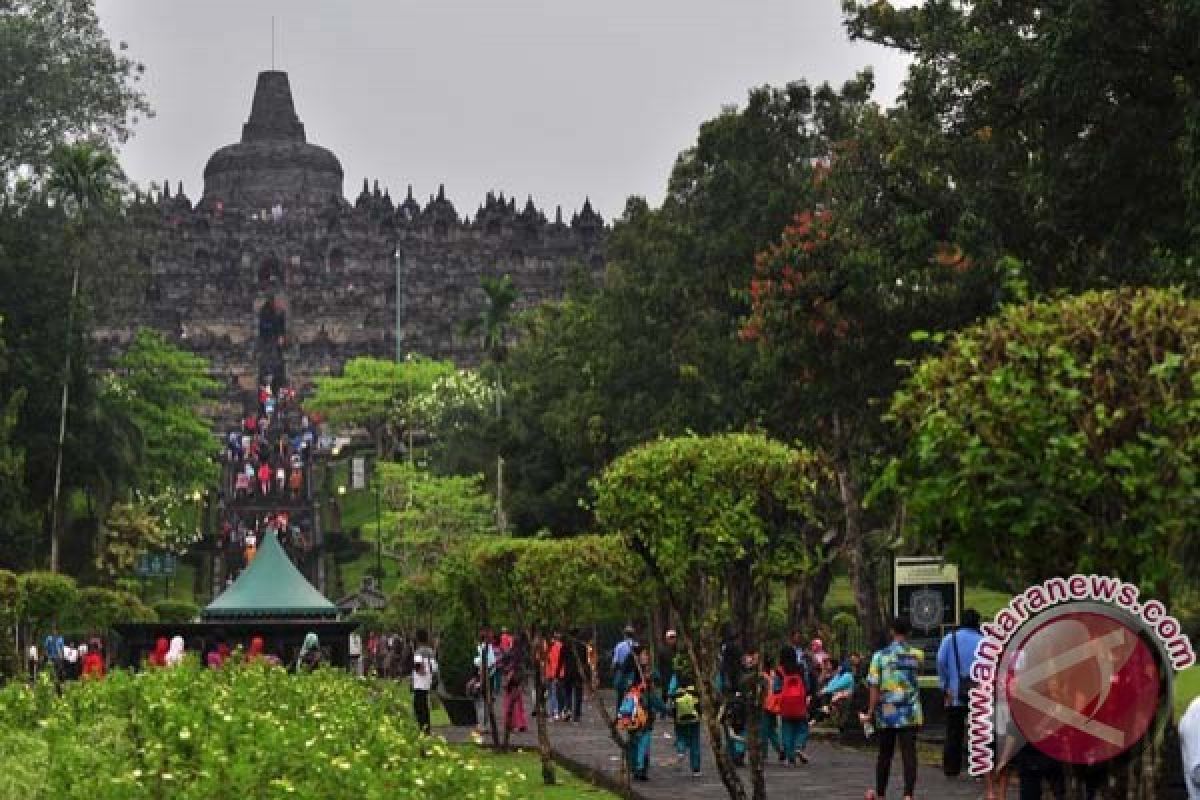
611;625;638;705
936;608;983;777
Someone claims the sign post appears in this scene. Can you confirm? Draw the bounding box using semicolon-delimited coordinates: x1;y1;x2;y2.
893;555;961;639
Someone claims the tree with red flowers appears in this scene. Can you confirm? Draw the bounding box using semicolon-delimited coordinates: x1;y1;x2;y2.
742;106;1000;645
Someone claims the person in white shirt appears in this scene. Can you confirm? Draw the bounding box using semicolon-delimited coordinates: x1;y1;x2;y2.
410;628;439;735
1182;696;1200;800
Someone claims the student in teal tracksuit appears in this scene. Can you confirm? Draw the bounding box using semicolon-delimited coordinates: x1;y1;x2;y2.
621;648;668;782
668;663;703;776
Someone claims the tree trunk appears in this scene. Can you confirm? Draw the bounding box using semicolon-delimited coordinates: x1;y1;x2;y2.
480;645;501;750
687;629;748;800
831;412;883;650
530;636;557;785
570;636;631;794
787;559;835;632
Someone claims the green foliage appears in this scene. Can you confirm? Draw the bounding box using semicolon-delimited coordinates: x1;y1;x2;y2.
67;586;155;633
0;569;18;680
465;535;637;632
108;329;218;493
375;461;495;574
17;572;79;637
0;663;524;799
842;0;1197;291
309;356;455;456
882;288;1199;595
594;433;825;608
594;433;826;798
347;609;384;634
95;500;162;579
463;274;519;364
0;0;149;178
150;600;199;625
502;76;876;535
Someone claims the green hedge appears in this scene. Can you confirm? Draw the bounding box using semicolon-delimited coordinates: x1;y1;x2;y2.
150;600;200;624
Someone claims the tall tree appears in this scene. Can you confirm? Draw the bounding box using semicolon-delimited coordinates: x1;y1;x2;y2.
503;75;876;534
108;328;218;494
308;356;455;458
594;433;827;800
742;103;1000;645
0;0;149;177
842;0;1200;291
464;274;519;531
45;140;123;572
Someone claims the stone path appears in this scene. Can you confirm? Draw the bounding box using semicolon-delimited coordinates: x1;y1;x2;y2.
438;700;997;799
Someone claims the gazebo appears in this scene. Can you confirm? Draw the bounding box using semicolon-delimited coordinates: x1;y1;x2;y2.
114;532;356;668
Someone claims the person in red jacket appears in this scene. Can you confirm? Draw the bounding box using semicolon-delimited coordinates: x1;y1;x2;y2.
257;462;272;496
82;638;105;679
148;637;169;668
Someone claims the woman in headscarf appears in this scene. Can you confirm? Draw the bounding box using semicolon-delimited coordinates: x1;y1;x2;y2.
148;637;170;668
81;638;105;679
296;632;321;672
247;636;265;662
165;635;186;667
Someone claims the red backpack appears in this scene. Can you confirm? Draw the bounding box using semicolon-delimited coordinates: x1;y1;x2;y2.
778;671;808;721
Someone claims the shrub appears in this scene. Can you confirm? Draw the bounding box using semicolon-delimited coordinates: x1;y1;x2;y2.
68;587;157;634
151;600;199;624
18;572;79;638
0;663;523;799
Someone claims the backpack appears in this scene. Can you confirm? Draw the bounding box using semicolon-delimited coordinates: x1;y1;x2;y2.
763;670;783;715
674;688;700;725
617;687;649;732
778;672;809;721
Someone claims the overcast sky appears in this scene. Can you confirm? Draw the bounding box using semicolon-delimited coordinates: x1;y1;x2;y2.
95;0;910;220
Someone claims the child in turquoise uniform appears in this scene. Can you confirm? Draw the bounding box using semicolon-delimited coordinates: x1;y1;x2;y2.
668;655;703;776
619;647;667;781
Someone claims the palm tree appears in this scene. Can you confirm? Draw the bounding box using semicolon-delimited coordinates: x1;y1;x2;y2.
463;274;519;531
45;142;123;572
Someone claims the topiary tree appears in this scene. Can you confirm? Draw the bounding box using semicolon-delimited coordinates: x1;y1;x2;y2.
17;572;79;641
443;535;636;784
881;287;1199;601
593;432;827;800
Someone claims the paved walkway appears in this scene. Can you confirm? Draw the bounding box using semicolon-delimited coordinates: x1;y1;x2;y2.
439;700;995;799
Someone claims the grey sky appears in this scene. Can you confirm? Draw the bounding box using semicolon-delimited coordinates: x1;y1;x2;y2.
95;0;909;220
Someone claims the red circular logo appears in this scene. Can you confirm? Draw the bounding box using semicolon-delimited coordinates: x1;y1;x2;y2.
1005;611;1161;765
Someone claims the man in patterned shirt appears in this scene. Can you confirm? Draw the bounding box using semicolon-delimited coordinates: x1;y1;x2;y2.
864;616;924;800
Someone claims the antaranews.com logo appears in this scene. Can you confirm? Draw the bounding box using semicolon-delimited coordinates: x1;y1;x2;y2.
967;574;1196;775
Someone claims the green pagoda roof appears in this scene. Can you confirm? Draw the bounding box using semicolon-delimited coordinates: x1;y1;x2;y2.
203;532;338;620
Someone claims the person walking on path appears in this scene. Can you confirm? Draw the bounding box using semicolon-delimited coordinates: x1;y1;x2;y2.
473;627;501;737
619;647;666;782
545;631;564;720
560;629;584;723
775;645;811;766
668;655;704;776
501;634;529;733
611;625;638;706
936;609;983;777
410;628;439;735
296;632;321;672
760;651;785;763
863;617;924;800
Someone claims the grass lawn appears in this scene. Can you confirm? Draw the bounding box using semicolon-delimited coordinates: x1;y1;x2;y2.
455;747;618;799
